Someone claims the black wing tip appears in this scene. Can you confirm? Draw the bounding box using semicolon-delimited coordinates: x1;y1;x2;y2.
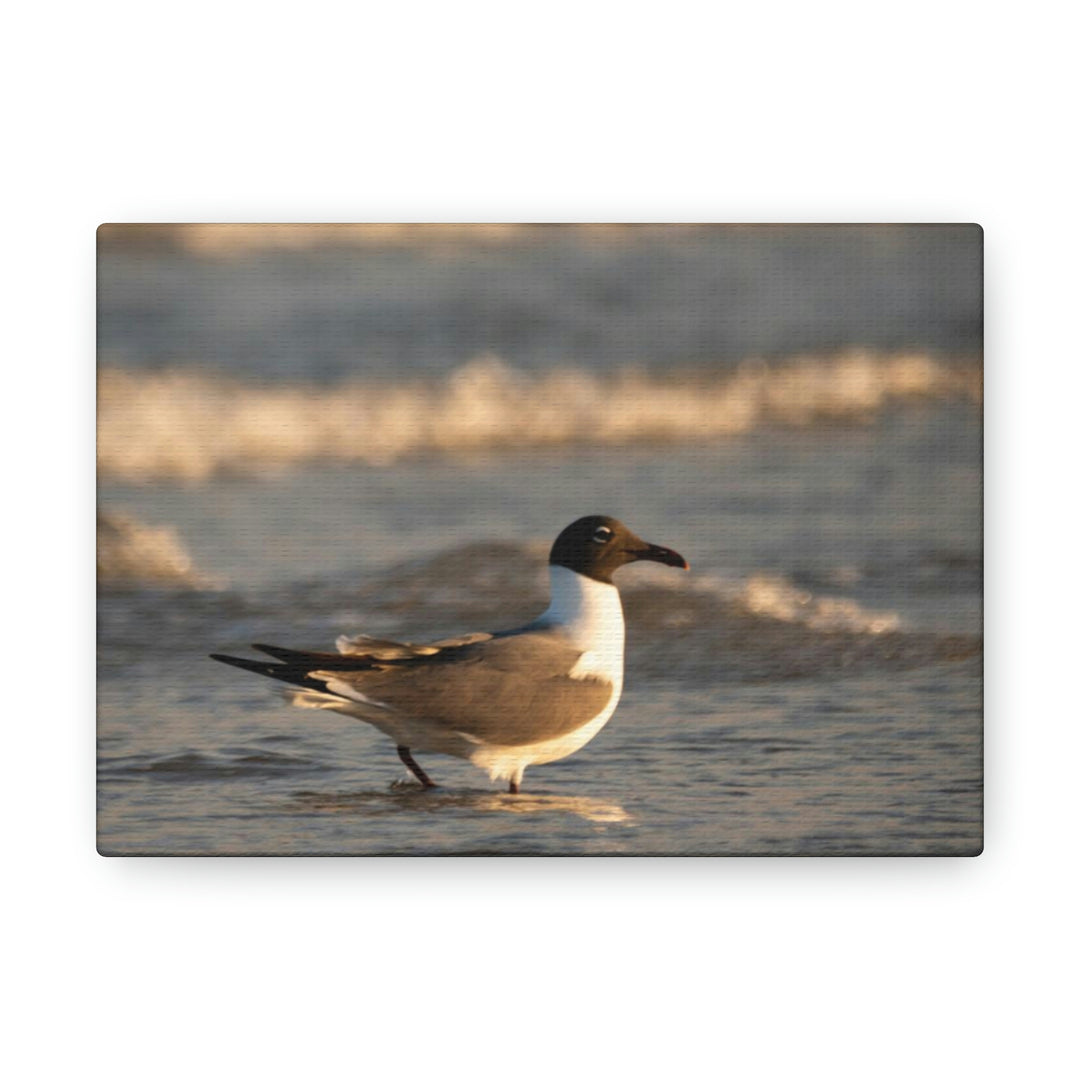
210;645;290;666
209;649;332;692
210;652;270;673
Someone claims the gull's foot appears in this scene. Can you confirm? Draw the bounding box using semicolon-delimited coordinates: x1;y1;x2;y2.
397;745;437;789
390;777;436;791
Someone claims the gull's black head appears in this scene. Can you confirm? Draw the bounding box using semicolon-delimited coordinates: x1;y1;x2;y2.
549;515;689;585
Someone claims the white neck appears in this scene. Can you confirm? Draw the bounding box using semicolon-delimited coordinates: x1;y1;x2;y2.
541;564;625;655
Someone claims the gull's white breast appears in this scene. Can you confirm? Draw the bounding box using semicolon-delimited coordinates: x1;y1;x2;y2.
467;565;626;784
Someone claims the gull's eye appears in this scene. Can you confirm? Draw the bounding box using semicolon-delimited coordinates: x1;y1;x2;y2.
592;526;614;544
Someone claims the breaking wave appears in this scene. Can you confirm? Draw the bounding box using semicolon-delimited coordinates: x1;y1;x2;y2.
727;574;901;635
97;511;214;589
98;352;981;482
620;572;978;684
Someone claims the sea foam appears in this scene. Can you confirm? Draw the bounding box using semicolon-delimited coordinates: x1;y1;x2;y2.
98;352;981;482
97;512;213;588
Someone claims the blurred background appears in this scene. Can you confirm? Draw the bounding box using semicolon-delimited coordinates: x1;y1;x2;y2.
97;223;982;855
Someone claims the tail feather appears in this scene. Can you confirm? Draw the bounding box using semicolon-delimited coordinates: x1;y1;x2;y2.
211;631;480;695
210;639;402;695
210;649;335;693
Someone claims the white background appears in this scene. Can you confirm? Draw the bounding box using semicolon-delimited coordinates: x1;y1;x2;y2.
5;2;1075;1076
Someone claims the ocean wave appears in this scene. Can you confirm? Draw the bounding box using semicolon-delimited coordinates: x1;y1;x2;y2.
99;533;979;683
97;352;981;482
620;576;978;684
97;511;215;589
730;574;901;634
298;545;977;683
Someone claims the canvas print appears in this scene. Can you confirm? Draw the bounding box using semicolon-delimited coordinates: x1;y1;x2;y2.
97;223;983;855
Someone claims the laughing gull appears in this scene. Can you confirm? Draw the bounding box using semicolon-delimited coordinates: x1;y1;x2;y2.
211;515;688;793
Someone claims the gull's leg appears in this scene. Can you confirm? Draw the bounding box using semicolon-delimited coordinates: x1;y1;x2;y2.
508;780;520;794
397;746;436;788
508;767;523;795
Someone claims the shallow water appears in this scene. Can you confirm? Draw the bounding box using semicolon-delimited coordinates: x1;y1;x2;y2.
98;664;981;856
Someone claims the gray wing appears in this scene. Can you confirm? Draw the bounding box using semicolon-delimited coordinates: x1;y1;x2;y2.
335;632;494;657
315;631;614;747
